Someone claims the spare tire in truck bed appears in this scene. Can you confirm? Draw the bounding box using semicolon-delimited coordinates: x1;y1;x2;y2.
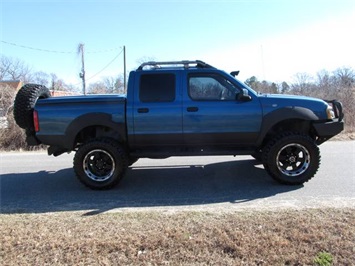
13;84;51;132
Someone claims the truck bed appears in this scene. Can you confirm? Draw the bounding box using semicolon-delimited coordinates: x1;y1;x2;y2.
35;94;126;150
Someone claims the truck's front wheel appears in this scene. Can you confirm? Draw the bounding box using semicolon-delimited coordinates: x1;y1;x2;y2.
262;133;320;185
73;138;128;190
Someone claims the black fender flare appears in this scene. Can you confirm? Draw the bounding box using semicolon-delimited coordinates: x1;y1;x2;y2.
63;113;126;150
256;107;318;146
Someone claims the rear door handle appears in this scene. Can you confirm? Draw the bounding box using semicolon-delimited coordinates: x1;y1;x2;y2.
137;108;149;113
187;107;199;112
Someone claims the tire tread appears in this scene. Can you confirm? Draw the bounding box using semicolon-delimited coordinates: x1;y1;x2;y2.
262;132;320;185
73;138;128;190
14;84;51;131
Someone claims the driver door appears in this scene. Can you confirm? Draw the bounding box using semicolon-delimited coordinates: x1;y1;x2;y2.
182;72;262;146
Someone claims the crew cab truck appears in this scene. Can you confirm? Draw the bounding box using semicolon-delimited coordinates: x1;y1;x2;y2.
13;60;344;189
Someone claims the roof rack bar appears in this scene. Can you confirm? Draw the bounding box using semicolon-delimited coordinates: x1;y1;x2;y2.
137;60;214;70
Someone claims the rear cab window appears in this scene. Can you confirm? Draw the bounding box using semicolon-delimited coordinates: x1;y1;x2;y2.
139;73;176;102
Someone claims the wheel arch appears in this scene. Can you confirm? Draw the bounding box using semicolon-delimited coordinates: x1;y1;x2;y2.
257;107;318;148
64;113;127;150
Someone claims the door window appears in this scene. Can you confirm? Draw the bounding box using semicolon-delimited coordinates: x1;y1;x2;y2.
189;74;238;101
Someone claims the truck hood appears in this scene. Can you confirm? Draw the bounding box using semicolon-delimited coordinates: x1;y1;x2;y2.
259;93;324;102
258;93;328;119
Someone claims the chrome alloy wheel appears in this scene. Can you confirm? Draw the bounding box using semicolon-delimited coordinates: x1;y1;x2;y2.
276;143;310;177
83;149;115;182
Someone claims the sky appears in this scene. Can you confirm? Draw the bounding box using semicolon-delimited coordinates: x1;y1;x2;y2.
1;0;355;89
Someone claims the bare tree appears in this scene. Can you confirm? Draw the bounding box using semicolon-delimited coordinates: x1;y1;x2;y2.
0;84;27;149
102;76;124;94
287;68;355;131
333;67;355;88
87;81;104;94
291;72;315;96
0;85;14;117
332;68;355;130
0;56;32;82
88;76;124;94
31;71;50;87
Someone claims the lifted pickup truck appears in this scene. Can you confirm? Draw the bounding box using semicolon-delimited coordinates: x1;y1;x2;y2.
14;60;344;189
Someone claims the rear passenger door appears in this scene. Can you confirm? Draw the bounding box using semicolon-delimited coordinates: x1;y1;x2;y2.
132;71;183;147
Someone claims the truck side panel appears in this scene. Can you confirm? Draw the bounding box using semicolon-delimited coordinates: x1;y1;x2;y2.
35;95;126;150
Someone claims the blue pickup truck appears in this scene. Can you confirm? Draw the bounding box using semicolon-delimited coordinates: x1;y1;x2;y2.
14;60;344;189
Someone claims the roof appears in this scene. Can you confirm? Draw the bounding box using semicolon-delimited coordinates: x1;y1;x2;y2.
137;60;215;71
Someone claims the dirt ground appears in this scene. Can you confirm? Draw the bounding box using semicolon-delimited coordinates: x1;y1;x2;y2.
332;130;355;141
1;208;354;265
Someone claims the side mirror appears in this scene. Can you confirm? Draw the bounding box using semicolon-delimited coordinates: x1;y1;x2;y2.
237;89;252;102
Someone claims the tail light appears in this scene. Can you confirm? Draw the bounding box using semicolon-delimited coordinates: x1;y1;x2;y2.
33;110;40;132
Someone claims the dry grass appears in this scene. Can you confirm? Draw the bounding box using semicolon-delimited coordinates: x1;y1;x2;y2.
1;208;354;265
332;130;355;141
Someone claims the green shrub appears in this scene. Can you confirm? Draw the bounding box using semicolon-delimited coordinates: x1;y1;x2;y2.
314;251;333;266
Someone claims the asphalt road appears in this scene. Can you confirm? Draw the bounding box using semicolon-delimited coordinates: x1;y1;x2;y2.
1;141;354;214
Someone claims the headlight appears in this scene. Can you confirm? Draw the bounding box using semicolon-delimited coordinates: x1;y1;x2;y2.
326;105;335;119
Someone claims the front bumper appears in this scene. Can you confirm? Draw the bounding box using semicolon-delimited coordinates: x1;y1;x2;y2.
313;119;344;137
313;100;344;144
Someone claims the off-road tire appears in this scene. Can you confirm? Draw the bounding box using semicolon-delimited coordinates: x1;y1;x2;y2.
73;138;128;190
13;84;51;132
262;132;320;185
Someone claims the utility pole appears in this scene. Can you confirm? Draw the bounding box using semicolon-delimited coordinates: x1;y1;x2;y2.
123;45;126;93
78;43;86;95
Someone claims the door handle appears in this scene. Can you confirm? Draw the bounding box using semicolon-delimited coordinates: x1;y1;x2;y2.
137;108;149;113
187;107;199;112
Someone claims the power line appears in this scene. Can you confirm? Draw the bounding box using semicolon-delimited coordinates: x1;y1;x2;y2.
85;48;124;83
2;39;125;87
1;40;121;54
1;40;75;54
86;47;122;54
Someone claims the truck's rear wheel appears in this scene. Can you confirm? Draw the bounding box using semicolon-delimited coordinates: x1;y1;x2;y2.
13;84;51;132
262;132;320;185
73;138;128;190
